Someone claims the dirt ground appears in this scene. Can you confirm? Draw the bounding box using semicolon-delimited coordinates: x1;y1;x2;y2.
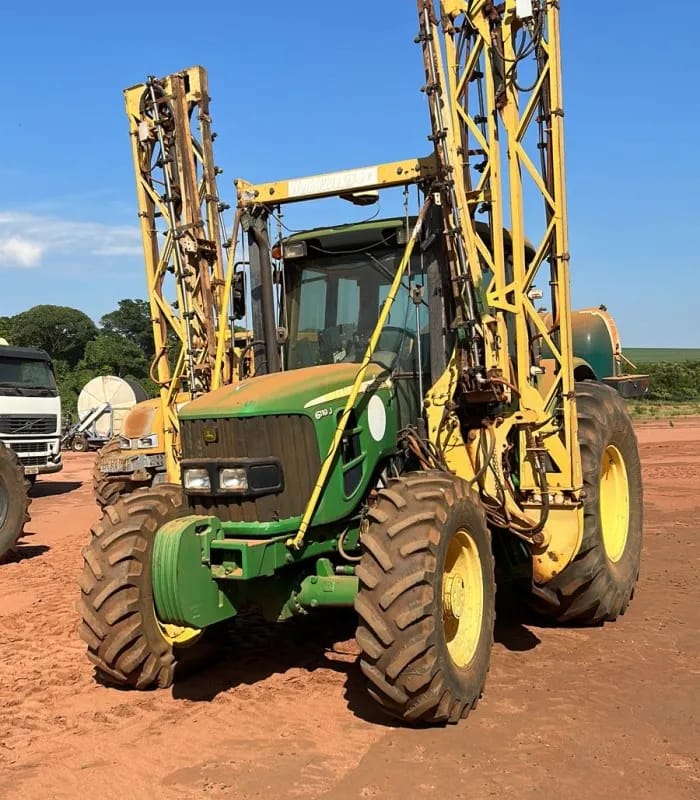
1;418;698;800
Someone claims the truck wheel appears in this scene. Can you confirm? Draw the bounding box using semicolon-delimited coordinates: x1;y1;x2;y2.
0;443;31;562
528;381;643;623
72;434;88;452
355;471;495;724
92;438;146;508
79;484;211;688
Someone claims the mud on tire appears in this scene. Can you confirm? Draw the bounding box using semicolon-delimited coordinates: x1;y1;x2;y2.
92;437;143;509
529;381;643;623
0;442;31;561
79;484;214;689
355;471;495;725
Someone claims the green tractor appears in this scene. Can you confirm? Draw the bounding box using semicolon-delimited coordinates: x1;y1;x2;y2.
79;215;643;721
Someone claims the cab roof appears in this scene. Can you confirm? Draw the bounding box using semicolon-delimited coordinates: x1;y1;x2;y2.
0;345;52;362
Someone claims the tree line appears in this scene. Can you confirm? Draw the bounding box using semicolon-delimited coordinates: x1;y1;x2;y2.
2;302;697;415
0;301;157;418
634;360;700;403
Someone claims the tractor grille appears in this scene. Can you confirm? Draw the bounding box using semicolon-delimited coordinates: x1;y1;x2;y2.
180;415;321;523
0;415;58;435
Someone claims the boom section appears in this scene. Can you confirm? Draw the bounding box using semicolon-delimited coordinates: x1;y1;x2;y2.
418;0;582;495
236;157;437;207
124;66;237;479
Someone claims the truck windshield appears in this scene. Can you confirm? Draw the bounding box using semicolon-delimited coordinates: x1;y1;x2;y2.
0;357;58;394
285;251;428;371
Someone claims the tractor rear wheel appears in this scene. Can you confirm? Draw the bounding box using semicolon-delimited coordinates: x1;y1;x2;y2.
529;381;643;623
0;442;30;561
92;437;144;509
355;471;495;724
79;484;213;688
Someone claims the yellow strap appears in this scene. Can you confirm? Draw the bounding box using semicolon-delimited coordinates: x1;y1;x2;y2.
288;197;434;550
213;210;241;390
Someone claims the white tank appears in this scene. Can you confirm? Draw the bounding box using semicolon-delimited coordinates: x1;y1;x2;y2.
77;376;148;438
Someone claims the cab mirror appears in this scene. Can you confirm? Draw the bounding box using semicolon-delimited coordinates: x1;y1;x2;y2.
233;271;247;320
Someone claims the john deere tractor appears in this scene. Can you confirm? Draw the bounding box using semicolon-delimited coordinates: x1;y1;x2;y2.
80;2;644;724
79;214;642;719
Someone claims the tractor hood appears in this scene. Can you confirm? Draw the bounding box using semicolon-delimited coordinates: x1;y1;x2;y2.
180;363;389;420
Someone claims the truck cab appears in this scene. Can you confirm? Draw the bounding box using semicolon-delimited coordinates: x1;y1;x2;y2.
0;344;62;482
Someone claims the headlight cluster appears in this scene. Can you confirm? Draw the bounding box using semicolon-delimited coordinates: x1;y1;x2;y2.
183;466;249;493
119;434;159;450
181;460;283;496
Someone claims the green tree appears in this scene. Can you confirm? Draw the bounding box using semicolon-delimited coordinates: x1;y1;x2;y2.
0;316;13;342
100;299;153;358
81;332;150;379
11;305;97;367
638;361;700;402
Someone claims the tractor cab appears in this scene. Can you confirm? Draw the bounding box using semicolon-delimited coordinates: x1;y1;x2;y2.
278;218;441;430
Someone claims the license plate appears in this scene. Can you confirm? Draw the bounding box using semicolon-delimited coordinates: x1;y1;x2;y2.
24;466;40;475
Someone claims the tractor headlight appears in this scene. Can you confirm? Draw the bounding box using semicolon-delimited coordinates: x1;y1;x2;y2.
183;468;211;492
283;241;307;259
137;434;158;449
219;467;248;492
119;436;131;449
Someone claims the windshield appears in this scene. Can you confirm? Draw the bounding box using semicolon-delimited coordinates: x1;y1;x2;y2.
0;356;57;393
285;251;429;372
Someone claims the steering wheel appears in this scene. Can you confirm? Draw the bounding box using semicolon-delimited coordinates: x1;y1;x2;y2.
319;324;356;364
346;326;417;368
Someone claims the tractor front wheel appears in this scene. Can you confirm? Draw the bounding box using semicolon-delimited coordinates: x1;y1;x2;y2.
355;471;495;724
79;484;213;689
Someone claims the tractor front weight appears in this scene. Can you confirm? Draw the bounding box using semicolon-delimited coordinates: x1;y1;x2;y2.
152;516;360;628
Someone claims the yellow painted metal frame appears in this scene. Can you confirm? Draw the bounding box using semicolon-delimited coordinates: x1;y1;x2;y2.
234;2;583;578
124;66;239;480
236;156;437;208
418;1;583;579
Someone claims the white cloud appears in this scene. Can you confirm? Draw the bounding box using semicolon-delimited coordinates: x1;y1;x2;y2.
0;236;44;268
0;211;142;270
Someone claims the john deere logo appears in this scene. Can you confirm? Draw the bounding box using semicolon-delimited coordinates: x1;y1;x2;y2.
202;426;218;444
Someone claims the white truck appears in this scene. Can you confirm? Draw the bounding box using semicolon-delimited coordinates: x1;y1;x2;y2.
0;342;62;484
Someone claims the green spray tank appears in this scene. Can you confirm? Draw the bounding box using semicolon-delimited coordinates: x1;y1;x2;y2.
540;306;648;398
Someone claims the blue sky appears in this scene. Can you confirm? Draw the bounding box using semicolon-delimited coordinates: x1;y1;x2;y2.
2;1;698;346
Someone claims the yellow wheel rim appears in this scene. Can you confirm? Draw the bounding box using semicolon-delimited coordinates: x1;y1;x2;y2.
442;529;483;668
156;619;203;648
599;444;630;563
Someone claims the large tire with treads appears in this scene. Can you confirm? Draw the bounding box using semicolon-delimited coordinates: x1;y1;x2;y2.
92;437;138;509
355;471;495;725
79;484;216;688
529;381;643;623
0;442;30;562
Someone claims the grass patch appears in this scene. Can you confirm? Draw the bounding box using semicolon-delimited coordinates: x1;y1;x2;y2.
626;348;700;364
627;400;700;419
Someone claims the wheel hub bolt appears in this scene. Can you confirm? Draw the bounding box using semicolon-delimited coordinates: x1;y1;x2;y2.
443;574;466;620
